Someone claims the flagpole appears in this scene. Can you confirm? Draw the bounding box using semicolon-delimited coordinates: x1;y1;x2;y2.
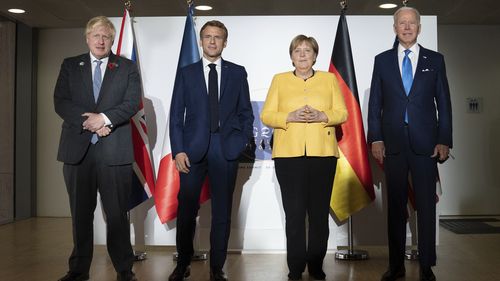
405;211;419;260
399;0;418;261
334;217;369;260
186;0;208;261
331;0;369;260
170;0;208;262
120;0;148;262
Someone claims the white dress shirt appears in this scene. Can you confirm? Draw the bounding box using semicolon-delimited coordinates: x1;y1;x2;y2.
398;43;419;78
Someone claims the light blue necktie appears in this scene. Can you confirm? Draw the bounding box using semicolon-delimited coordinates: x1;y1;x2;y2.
402;49;413;123
91;60;102;144
93;60;102;102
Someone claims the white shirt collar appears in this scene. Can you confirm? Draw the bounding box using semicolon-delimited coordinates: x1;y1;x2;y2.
398;43;419;57
89;52;109;64
202;57;222;69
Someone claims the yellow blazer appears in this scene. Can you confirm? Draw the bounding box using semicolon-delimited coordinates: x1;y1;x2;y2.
261;71;348;158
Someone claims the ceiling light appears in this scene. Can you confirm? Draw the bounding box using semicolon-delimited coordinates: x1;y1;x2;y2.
8;8;26;14
379;3;398;9
195;5;213;11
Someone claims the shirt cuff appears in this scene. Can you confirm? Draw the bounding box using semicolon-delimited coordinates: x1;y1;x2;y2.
100;113;112;127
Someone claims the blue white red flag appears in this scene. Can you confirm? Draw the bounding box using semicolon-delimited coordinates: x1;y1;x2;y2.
113;9;156;210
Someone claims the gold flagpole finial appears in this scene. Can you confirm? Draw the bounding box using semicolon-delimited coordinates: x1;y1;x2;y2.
124;0;131;10
340;0;347;11
402;0;409;6
187;0;193;7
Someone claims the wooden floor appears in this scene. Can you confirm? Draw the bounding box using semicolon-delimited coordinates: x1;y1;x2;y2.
1;218;499;281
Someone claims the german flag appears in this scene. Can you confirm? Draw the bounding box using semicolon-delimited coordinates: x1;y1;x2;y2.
329;11;375;221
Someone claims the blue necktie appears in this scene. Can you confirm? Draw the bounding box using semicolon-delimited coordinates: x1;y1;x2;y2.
402;49;413;123
208;63;219;133
93;60;102;102
91;60;102;144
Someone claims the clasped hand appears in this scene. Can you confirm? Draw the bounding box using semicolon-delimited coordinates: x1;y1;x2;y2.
287;105;327;123
82;112;110;137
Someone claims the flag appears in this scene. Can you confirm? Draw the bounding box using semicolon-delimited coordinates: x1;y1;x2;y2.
154;4;210;223
329;11;376;221
113;9;156;209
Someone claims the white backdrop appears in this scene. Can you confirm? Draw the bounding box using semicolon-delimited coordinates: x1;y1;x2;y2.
92;15;437;250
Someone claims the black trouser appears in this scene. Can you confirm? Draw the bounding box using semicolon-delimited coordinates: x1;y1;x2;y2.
63;143;134;274
384;127;437;269
176;133;239;269
274;156;337;275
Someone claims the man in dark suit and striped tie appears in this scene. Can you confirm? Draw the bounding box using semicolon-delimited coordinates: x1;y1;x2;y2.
368;6;453;281
54;16;141;281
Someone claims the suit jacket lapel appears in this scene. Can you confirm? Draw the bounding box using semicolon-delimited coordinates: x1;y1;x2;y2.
194;60;208;99
411;44;428;96
79;54;95;106
220;59;229;100
97;53;119;105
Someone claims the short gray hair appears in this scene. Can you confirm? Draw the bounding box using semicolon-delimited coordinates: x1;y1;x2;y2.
393;6;421;24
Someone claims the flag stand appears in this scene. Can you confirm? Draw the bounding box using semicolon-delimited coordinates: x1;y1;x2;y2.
173;217;208;261
134;250;147;261
127;210;147;261
335;217;369;260
405;212;419;260
402;0;417;262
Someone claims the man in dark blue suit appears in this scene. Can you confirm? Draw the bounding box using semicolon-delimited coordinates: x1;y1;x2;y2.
168;20;254;281
368;7;452;281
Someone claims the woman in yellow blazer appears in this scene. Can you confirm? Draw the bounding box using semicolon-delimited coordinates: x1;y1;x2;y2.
261;35;348;281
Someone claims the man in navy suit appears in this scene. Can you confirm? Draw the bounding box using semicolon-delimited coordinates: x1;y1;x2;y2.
54;16;141;281
368;7;452;281
168;20;254;281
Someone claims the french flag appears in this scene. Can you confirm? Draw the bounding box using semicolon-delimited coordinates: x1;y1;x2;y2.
154;3;210;223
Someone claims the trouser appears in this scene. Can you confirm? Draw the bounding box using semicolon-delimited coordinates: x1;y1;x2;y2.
384;127;438;268
176;133;239;269
274;156;337;274
63;143;134;274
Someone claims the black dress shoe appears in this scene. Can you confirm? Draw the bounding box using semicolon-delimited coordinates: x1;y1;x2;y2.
287;272;302;280
168;265;190;281
210;268;228;281
117;271;138;281
380;266;405;281
58;272;90;281
308;269;326;280
420;267;436;281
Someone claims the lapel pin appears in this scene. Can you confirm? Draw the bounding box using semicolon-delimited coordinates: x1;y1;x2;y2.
79;61;85;66
107;62;119;70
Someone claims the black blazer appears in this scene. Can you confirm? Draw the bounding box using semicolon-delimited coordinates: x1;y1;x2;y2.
54;52;141;165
